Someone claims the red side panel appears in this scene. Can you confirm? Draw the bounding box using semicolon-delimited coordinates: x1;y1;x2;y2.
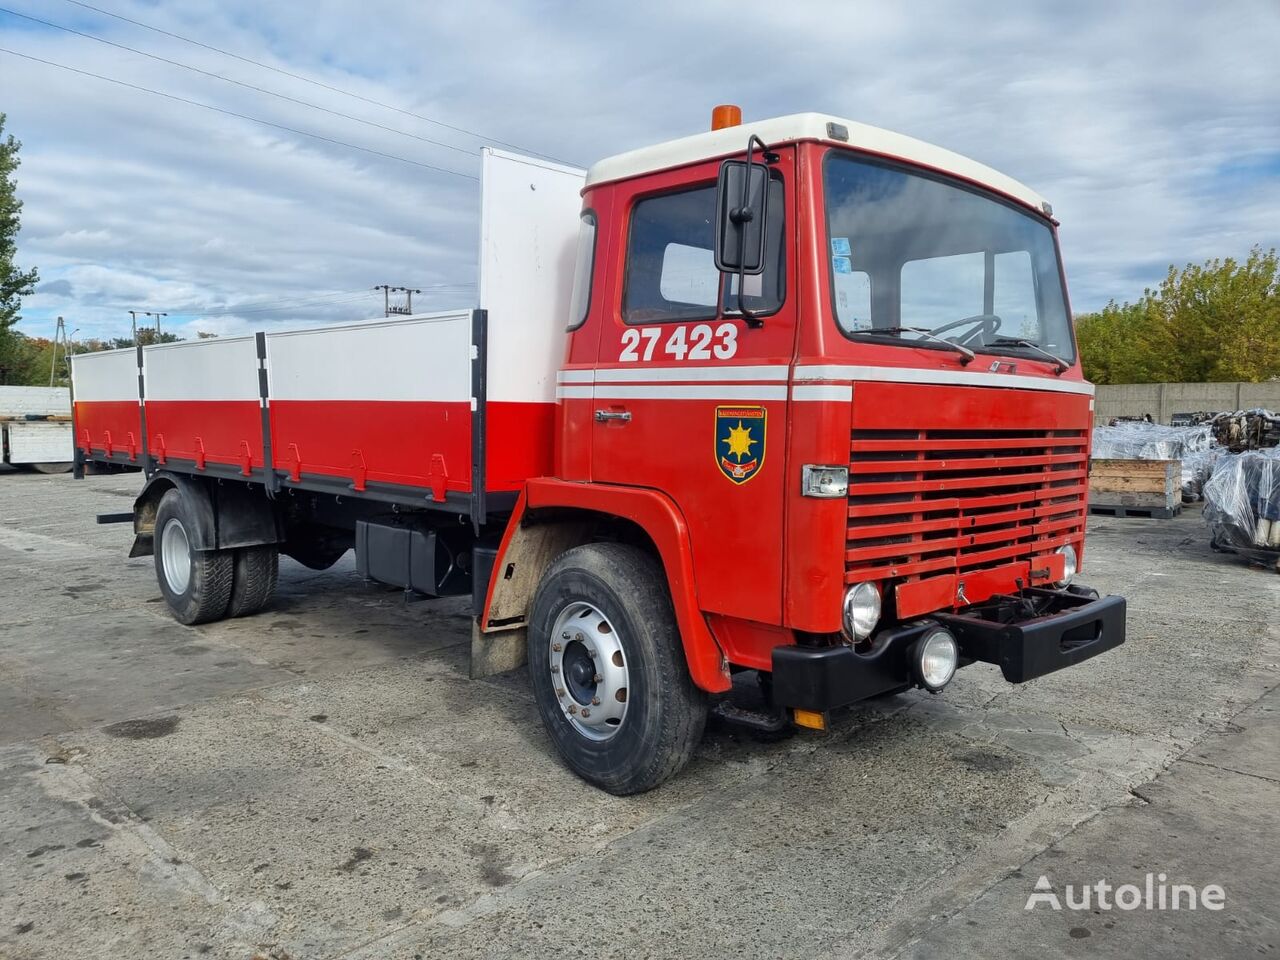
74;400;142;460
268;399;473;491
145;400;263;470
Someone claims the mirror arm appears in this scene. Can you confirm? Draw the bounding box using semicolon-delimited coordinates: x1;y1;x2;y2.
734;135;771;328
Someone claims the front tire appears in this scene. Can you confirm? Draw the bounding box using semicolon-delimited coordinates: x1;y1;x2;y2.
154;489;233;625
528;543;708;795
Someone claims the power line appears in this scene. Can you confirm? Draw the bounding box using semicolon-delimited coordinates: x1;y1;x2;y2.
59;0;577;167
161;283;476;319
0;47;479;180
168;290;378;318
1;7;482;160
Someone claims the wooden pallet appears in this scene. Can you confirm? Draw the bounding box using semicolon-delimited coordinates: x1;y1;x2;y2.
1089;458;1181;517
1089;502;1182;520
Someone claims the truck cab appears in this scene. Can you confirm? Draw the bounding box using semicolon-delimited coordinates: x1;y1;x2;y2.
484;110;1123;785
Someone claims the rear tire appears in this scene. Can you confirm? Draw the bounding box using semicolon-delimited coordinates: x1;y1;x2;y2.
153;489;233;625
30;462;74;474
227;546;279;618
528;542;708;795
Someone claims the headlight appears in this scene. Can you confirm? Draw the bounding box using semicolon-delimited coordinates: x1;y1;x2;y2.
1056;544;1078;586
842;582;881;641
914;628;958;692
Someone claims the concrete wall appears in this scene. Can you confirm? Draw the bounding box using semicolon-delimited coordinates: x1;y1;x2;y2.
1094;381;1280;425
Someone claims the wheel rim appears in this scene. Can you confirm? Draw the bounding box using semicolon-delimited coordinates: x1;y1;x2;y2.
160;517;192;594
549;601;630;741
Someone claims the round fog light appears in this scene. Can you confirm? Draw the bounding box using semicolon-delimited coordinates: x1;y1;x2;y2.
842;582;882;641
915;629;958;692
1056;544;1078;586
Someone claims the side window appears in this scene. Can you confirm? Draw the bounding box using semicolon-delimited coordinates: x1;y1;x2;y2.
566;211;597;330
623;179;784;324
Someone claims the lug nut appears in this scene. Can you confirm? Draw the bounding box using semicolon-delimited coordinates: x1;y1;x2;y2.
551;665;560;674
591;697;601;706
568;704;577;714
581;709;591;718
561;631;570;640
555;687;565;697
552;642;562;652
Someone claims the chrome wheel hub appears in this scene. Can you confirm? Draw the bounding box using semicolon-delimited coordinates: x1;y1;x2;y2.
160;517;192;594
549;602;629;741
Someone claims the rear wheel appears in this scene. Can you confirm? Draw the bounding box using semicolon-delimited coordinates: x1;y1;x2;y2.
30;462;73;474
528;543;708;795
154;489;233;625
227;545;279;618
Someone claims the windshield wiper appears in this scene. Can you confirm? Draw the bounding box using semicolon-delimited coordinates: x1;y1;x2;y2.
986;338;1068;375
875;327;975;366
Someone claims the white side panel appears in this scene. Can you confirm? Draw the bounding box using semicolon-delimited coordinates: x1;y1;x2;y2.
479;148;586;404
68;349;140;403
265;312;472;402
5;421;73;463
143;336;260;401
0;386;70;417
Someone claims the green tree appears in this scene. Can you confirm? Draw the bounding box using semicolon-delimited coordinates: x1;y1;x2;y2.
1076;246;1280;384
1;113;39;336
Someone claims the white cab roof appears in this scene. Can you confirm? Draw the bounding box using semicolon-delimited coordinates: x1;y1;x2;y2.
585;112;1049;212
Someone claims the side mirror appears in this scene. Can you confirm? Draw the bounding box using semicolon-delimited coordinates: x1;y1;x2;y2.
714;159;770;275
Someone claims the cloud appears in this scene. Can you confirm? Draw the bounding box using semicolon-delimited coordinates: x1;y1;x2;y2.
2;0;1278;345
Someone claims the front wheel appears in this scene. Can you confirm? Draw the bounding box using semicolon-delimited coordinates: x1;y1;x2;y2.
154;489;233;625
528;543;708;795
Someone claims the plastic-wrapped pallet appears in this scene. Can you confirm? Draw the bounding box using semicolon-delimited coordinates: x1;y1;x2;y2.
1180;447;1224;501
1091;421;1214;500
1091;421;1212;460
1203;449;1280;566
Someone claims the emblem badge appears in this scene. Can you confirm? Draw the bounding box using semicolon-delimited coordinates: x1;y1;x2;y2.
715;405;766;484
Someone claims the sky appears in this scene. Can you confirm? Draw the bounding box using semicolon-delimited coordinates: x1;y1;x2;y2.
2;0;1278;344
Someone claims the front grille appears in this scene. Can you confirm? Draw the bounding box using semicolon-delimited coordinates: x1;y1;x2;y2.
845;428;1089;585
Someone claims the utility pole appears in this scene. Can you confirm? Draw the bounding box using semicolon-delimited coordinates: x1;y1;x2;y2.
373;285;422;317
128;310;140;341
50;316;68;386
129;310;167;342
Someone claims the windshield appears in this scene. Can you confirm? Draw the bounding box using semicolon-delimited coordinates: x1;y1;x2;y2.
823;152;1075;364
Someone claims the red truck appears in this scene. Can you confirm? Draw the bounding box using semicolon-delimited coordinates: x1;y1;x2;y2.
70;107;1125;794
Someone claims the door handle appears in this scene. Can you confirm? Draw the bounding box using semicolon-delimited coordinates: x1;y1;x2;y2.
594;409;632;423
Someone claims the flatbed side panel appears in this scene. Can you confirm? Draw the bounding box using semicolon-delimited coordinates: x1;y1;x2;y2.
265;313;474;493
69;348;142;462
142;336;262;471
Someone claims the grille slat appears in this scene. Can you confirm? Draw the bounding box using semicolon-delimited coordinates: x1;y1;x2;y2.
845;427;1089;590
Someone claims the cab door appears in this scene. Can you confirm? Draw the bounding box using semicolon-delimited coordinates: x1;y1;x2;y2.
591;150;797;626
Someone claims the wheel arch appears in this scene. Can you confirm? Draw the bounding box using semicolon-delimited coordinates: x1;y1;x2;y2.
476;478;730;693
130;471;281;557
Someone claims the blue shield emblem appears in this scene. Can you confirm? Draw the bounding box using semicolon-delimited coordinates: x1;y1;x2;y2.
715;405;766;484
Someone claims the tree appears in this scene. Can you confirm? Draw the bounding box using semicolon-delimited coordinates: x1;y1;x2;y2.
1076;247;1280;384
1;113;39;334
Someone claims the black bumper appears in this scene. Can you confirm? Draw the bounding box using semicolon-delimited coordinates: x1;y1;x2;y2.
771;585;1126;712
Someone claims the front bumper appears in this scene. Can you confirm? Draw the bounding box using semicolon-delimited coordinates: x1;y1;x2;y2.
770;585;1126;711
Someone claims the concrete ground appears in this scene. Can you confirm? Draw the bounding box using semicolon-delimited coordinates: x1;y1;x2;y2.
0;470;1276;960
